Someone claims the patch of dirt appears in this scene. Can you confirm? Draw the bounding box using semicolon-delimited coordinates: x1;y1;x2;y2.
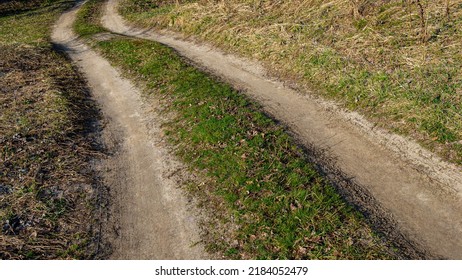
102;0;462;259
52;3;208;259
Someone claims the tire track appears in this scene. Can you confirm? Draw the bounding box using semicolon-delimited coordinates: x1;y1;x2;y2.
52;1;208;259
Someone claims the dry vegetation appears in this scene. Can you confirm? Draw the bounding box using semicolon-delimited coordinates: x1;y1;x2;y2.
121;0;462;164
0;1;105;259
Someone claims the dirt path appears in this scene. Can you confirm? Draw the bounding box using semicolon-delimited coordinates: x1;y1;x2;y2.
51;2;208;259
102;0;462;259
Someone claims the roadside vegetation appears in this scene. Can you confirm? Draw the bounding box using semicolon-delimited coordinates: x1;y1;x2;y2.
74;0;107;37
75;0;402;259
0;0;105;259
119;0;462;165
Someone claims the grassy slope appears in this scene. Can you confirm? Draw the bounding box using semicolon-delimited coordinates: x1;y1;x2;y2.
0;1;103;259
75;0;400;259
119;0;462;165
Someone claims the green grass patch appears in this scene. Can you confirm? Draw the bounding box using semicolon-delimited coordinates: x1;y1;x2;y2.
93;35;395;259
74;0;107;37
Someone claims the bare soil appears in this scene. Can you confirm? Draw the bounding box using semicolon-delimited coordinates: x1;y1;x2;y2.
51;2;208;259
102;0;462;259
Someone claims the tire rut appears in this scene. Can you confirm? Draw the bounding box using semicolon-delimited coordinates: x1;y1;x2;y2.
52;1;208;260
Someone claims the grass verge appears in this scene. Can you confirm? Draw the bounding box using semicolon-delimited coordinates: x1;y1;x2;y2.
74;0;107;37
0;1;105;259
119;0;462;165
76;0;399;259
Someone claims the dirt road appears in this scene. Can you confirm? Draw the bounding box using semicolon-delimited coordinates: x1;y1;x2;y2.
51;2;208;259
102;0;462;259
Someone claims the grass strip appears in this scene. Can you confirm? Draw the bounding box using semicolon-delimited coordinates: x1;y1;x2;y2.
76;0;397;259
74;0;107;37
98;37;394;260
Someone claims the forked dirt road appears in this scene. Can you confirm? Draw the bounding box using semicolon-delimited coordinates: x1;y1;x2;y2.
101;0;462;259
52;2;208;259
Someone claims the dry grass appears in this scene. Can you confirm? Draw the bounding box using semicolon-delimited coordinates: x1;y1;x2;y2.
0;1;106;259
0;0;46;14
0;45;103;259
0;45;104;259
120;0;462;164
